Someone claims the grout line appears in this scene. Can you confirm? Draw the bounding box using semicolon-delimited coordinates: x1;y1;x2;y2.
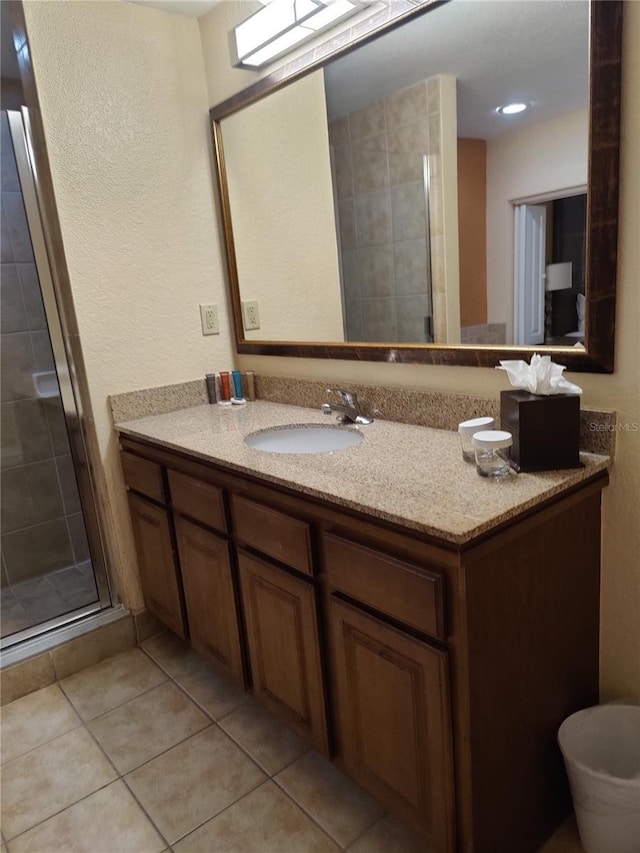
147;759;267;849
216;717;305;779
271;768;380;852
114;718;216;779
0;705;84;767
137;644;370;849
58;663;170;720
137;646;219;725
137;641;253;726
4;641;382;852
99;659;288;846
116;764;173;850
78;706;175;850
2;775;118;843
1;510;76;539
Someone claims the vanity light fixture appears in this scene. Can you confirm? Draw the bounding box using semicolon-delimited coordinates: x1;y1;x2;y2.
231;0;368;69
497;102;529;115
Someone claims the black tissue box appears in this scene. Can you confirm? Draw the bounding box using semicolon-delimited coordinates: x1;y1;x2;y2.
500;390;581;472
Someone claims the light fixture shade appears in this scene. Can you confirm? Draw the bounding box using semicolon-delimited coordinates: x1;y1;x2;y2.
231;0;366;69
545;262;573;291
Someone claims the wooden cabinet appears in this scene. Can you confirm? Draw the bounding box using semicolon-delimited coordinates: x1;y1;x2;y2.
328;595;454;849
174;516;244;686
127;492;185;638
120;435;605;853
238;549;329;755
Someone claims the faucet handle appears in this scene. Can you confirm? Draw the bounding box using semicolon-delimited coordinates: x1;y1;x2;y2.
324;388;373;425
326;387;355;406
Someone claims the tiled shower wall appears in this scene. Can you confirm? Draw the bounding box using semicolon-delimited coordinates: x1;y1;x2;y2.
329;77;448;344
0;111;89;588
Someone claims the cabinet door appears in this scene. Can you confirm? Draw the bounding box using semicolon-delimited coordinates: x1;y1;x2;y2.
128;492;185;638
175;516;244;686
328;596;455;851
238;550;329;755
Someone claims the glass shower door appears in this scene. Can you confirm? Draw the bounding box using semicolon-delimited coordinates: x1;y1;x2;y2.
1;109;111;646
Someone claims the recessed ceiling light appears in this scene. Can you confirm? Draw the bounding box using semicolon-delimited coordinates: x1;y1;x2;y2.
497;102;528;115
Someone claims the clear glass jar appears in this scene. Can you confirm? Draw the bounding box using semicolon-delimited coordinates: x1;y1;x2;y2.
458;417;495;462
473;430;513;479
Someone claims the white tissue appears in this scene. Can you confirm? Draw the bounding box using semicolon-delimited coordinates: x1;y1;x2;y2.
496;353;582;396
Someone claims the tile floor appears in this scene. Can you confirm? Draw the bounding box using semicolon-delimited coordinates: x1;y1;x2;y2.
0;631;585;852
1;563;97;640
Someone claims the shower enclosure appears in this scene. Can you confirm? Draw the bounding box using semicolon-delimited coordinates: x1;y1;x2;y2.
327;78;436;345
1;108;111;647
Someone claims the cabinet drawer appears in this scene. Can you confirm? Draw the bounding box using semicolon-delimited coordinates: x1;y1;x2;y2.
231;495;312;576
168;469;227;534
323;533;445;640
121;452;166;503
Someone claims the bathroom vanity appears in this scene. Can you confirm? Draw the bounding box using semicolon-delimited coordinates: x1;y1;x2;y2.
117;401;609;853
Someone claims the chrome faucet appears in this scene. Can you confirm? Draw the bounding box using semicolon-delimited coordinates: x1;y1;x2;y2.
321;388;373;425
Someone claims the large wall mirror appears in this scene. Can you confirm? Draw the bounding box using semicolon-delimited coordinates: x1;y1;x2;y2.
211;0;622;372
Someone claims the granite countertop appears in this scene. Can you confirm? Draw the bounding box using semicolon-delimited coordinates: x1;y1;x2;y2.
116;400;610;546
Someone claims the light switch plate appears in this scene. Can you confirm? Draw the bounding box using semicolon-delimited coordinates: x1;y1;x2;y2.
242;300;260;331
200;304;219;335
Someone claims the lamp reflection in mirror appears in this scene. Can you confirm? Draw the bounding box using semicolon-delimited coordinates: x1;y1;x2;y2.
545;262;573;292
232;0;369;69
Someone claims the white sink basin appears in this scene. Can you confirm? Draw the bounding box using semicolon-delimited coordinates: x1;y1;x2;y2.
245;424;363;454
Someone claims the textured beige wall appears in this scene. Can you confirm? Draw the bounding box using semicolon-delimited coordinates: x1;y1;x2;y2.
457;138;487;327
24;0;235;609
221;71;344;341
203;5;640;698
435;74;460;344
486;109;588;339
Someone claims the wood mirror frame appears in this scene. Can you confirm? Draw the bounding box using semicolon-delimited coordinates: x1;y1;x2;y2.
210;0;622;373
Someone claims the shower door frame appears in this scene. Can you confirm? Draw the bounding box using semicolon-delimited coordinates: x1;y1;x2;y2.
2;109;112;649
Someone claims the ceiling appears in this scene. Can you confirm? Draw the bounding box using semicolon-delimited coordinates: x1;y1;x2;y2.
324;0;589;139
126;0;221;18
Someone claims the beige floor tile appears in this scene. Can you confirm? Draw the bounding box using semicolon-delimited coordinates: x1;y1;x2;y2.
539;816;585;852
174;781;338;853
1;727;117;839
143;632;247;719
220;699;308;775
60;647;167;720
348;813;426;852
276;750;384;848
0;684;81;764
88;681;210;774
8;780;165;853
125;725;266;844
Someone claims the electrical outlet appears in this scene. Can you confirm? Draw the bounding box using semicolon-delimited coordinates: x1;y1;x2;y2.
200;304;219;335
242;300;260;331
